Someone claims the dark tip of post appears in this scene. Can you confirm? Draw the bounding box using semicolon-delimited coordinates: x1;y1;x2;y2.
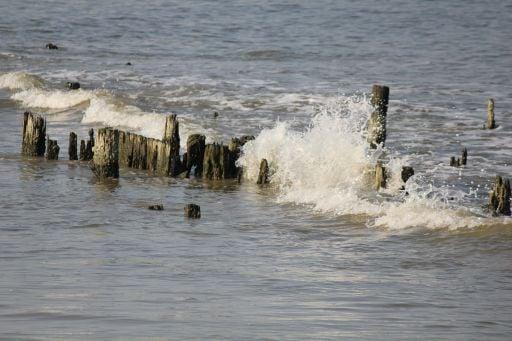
184;204;201;219
21;111;46;157
488;175;511;216
148;204;164;211
126;62;132;66
45;43;58;50
66;82;80;90
69;132;78;160
213;111;219;119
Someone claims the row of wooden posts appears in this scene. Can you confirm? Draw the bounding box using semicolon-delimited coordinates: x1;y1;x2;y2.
20;85;510;217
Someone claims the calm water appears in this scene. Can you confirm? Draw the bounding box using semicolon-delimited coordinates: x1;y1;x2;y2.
1;0;512;339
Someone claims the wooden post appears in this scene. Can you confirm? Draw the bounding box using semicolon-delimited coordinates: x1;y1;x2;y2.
375;162;387;190
163;114;181;176
91;128;119;179
79;129;94;161
485;98;496;129
46;137;60;160
69;132;78;160
461;148;467;166
488;175;511;216
184;204;201;218
203;143;230;180
186;134;206;177
367;85;390;148
21;111;46;157
257;159;269;184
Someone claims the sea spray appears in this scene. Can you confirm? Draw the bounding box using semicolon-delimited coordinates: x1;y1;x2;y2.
238;95;491;230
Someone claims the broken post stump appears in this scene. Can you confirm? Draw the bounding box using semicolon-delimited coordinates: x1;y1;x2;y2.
21;111;46;157
45;137;60;160
69;132;78;160
375;162;387;190
184;204;201;219
186;134;206;177
485;98;496;129
91;128;119;179
367;85;390;149
257;159;269;184
488;175;511;216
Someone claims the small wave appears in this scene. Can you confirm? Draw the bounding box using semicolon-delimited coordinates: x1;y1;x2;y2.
0;71;44;90
238;95;502;230
11;88;97;109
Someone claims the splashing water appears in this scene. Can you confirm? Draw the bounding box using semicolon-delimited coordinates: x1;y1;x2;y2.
238;95;501;230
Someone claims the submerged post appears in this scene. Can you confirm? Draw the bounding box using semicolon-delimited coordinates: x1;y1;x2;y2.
367;85;390;149
184;204;201;219
91;128;119;179
21;111;46;157
488;175;511;216
69;132;78;160
46;137;60;160
485;98;496;129
461;148;467;166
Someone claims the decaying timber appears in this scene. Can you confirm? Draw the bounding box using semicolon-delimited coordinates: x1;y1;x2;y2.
488;175;511;216
69;132;78;160
186;134;206;177
257;159;269;185
21;111;46;157
485;98;496;129
46;137;60;160
91;128;119;179
184;204;201;218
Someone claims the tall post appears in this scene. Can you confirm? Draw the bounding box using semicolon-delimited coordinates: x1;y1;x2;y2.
69;132;78;160
367;85;390;149
21;111;46;157
91;128;119;179
488;175;511;216
486;98;496;129
46;137;60;160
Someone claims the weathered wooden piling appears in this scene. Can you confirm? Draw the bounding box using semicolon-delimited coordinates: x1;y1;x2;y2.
257;159;269;185
22;112;46;157
401;166;414;183
148;204;164;211
186;134;206;177
91;128;119;179
163;114;181;176
184;204;201;218
202;143;239;180
66;82;80;90
488;175;511;216
367;85;390;149
375;162;387;190
45;137;60;160
79;129;94;161
485;98;496;129
69;132;78;160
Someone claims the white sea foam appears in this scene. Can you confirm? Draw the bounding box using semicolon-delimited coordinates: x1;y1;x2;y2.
238;95;494;230
0;72;44;90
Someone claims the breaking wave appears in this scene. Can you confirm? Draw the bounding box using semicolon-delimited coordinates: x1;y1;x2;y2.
238;95;496;230
0;71;44;90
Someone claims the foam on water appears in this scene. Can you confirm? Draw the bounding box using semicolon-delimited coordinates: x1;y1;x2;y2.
238;95;499;230
0;72;44;90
